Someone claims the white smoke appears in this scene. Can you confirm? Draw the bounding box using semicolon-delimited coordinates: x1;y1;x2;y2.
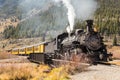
72;0;98;21
62;0;76;33
54;0;76;33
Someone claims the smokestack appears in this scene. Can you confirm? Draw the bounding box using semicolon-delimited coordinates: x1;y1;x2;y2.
86;20;94;33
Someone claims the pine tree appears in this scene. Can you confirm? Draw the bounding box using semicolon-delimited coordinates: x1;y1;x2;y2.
113;34;117;46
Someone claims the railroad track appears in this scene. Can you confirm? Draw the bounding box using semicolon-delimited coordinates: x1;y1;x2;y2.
29;57;120;67
52;59;120;67
52;59;90;67
92;60;120;66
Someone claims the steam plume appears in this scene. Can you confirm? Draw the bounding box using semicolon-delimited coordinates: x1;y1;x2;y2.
54;0;76;33
53;0;98;33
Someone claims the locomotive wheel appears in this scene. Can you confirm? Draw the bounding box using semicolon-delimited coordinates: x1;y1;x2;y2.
64;52;70;60
99;53;104;60
99;53;108;61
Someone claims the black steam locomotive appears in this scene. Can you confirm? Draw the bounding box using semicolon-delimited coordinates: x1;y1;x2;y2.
28;20;112;64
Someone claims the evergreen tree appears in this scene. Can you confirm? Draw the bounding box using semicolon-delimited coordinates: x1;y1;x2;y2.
113;34;117;46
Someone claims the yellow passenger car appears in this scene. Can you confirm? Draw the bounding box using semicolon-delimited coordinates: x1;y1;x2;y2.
11;42;46;55
11;49;19;54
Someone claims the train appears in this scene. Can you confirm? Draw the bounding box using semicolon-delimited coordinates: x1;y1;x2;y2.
10;20;112;64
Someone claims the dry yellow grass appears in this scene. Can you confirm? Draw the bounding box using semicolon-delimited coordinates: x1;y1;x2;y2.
0;51;88;80
0;62;88;80
0;63;70;80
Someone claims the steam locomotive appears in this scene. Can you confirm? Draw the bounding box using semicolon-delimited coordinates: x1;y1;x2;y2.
11;20;112;64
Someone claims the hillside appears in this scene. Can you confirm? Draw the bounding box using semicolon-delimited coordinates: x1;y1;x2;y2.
0;17;19;33
0;0;120;39
1;1;68;39
0;0;21;18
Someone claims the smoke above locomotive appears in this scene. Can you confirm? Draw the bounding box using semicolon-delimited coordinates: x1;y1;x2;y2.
53;0;98;33
54;0;75;33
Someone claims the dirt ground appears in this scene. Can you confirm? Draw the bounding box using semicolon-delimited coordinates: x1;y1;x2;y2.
71;64;120;80
107;46;120;59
